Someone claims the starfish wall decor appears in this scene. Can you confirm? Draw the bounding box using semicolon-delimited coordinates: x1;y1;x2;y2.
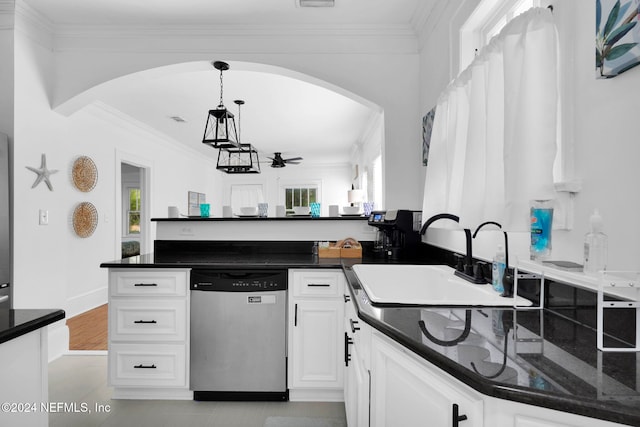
26;153;58;191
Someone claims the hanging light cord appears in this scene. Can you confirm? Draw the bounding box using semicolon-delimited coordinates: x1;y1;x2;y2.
218;68;224;108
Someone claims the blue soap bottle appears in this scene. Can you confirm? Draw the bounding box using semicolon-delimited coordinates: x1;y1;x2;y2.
530;200;553;260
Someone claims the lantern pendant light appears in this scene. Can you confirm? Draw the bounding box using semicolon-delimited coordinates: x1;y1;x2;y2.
216;100;261;174
202;61;239;148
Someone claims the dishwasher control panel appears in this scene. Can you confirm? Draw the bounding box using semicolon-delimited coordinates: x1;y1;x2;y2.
190;269;287;292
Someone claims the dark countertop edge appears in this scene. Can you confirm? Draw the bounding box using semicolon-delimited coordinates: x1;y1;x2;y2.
100;261;345;269
151;216;369;221
0;309;66;345
342;268;639;427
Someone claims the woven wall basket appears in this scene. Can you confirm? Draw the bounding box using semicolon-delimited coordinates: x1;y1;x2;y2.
72;202;98;238
72;156;98;192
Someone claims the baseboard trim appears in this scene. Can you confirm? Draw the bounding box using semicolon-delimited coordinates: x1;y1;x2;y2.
66;286;108;318
66;350;108;356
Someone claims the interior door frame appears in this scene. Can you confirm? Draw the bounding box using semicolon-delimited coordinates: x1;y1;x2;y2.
115;150;153;259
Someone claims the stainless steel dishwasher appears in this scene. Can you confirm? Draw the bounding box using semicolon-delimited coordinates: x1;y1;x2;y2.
190;269;288;401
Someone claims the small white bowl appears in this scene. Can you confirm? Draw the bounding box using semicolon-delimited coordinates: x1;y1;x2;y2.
342;206;360;215
293;206;310;215
240;206;258;216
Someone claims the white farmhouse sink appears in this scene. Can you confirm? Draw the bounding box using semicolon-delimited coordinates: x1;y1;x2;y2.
352;264;531;306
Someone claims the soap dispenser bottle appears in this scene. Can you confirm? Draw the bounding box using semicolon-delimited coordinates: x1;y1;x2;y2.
583;209;608;274
492;244;506;294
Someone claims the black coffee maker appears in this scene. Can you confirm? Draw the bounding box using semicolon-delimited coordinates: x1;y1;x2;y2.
368;209;421;259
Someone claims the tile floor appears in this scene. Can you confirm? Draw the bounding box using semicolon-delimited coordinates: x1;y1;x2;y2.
49;355;346;427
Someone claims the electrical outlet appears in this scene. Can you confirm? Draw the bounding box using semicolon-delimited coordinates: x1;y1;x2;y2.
39;209;49;225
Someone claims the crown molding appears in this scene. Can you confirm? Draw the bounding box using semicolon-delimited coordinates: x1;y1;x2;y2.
0;0;13;30
414;0;452;51
83;101;217;166
14;0;54;49
51;22;419;54
0;0;14;13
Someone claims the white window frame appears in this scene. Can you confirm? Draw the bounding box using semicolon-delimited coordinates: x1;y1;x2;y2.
279;179;321;211
460;0;542;73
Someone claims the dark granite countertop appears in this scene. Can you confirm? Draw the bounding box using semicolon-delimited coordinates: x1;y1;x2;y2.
100;245;638;425
342;263;640;426
0;309;65;345
151;216;369;222
100;252;347;269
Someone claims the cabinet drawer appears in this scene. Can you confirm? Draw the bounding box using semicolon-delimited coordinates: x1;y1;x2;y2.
291;270;344;297
110;270;188;297
110;299;187;342
109;343;187;388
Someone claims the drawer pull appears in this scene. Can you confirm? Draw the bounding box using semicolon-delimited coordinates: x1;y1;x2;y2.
134;364;157;369
452;403;468;426
344;332;353;366
350;318;360;333
133;320;158;324
134;283;158;287
307;283;331;287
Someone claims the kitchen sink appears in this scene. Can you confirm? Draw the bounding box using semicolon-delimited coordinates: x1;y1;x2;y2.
352;264;531;306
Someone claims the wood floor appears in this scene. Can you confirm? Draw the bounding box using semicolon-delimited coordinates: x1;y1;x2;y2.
67;304;108;350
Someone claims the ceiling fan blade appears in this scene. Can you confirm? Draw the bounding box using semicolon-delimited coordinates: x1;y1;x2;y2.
284;157;303;162
286;161;301;165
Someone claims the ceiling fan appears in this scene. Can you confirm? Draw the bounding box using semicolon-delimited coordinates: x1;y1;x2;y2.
268;152;303;168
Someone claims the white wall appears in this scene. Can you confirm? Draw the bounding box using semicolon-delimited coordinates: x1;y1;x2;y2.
12;11;219;335
418;0;640;271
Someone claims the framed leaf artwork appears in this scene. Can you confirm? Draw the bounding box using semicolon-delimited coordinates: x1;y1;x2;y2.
422;107;436;166
596;0;640;78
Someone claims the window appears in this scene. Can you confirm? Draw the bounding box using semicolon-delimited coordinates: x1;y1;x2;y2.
127;187;141;235
231;184;264;213
285;187;317;211
460;0;540;72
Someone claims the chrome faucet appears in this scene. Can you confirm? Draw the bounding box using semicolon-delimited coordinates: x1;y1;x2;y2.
421;213;483;284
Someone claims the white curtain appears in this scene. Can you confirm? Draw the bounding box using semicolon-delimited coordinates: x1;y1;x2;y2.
423;7;558;231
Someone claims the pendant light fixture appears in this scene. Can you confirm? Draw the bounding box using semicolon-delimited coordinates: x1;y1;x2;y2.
202;61;239;148
216;100;261;174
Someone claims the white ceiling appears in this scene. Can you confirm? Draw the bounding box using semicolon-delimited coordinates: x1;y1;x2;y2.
24;0;432;166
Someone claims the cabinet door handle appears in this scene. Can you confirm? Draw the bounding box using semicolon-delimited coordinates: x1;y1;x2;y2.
134;364;157;369
350;318;360;333
133;320;157;324
134;283;158;287
344;294;351;303
344;332;353;367
307;283;331;287
294;303;298;327
452;403;468;426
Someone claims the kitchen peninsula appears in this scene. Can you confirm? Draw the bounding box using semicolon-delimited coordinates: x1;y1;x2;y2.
99;216;640;426
0;308;65;427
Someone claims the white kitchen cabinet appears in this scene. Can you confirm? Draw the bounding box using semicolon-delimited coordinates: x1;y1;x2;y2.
0;329;48;427
484;395;623;427
344;292;371;427
370;331;484;427
108;268;191;399
288;269;345;401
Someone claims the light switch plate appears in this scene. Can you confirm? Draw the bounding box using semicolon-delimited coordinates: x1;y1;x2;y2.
39;209;48;225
